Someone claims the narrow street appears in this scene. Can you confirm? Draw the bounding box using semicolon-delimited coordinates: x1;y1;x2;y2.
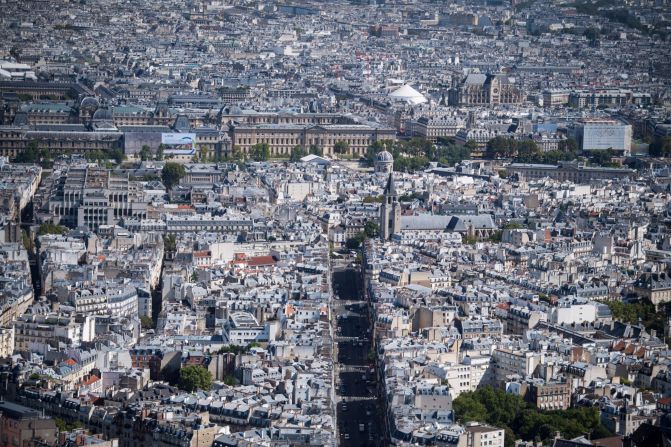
332;267;384;447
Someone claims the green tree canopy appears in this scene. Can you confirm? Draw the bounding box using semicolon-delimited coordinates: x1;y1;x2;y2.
365;138;471;170
140;316;153;329
290;145;306;162
453;386;611;447
38;222;68;236
139;145;152;161
345;232;366;249
178;365;212;392
333;140;350;156
309;145;323;156
161;162;186;190
164;234;176;252
250;143;270;161
364;220;379;238
13;141;47;164
650;137;671;157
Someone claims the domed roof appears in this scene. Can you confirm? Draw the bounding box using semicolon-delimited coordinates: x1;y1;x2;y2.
80;96;99;110
92;107;113;121
376;150;393;162
389;84;427;105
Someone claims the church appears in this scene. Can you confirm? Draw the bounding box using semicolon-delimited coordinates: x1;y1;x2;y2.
379;172;401;240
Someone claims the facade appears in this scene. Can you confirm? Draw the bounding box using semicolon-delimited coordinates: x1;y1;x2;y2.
461;423;504;447
0;326;14;357
568;89;651;108
633;272;671;308
0;126;123;158
448;74;523;106
414;116;465;142
492;348;543;384
35;164;148;231
542;90;570;107
163;213;254;235
0;159;42;219
13;314;91;352
506;161;635;183
525;381;571;411
570;119;632;154
70;285;139;318
223;312;278;346
0;401;57;447
230;123;395;157
129;347;181;381
506;306;545;335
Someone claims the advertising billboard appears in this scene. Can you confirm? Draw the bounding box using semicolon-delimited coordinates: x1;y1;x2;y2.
161;133;196;155
161;133;196;147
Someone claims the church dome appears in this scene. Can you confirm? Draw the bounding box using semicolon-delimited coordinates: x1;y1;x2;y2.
80;96;99;111
92;107;113;121
376;150;393;162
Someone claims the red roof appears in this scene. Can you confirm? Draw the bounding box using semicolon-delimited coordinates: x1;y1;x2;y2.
247;255;276;267
82;375;100;385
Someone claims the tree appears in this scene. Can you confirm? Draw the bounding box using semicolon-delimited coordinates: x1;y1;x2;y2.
464;139;479;151
139;145;152;161
362;195;384;203
38;222;68;236
649;137;671;157
13;141;42;164
588;148;618;167
140;316;153;329
161;162;186;190
333;140;349;157
309;145;323;156
230;145;244;161
453;386;611;447
156;144;164;161
345;232;366;250
486;136;515;159
364;220;379;238
583;27;600;41
198;146;209;162
164;234;176;253
290;145;306;162
54;417;83;433
178;365;212;392
250;143;270;161
109;148;125;165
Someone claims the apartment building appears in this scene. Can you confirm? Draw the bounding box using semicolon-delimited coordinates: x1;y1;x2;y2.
35;164;148;230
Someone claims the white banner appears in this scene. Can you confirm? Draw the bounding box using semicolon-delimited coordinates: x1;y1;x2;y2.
161;133;196;146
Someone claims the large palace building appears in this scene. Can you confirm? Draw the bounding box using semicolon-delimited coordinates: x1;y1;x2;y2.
230;123;396;157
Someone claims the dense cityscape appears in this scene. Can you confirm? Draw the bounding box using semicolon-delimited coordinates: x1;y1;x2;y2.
0;0;671;446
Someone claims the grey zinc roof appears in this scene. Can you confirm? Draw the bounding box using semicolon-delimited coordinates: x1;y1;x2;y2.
400;214;452;231
400;214;496;231
463;73;487;85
